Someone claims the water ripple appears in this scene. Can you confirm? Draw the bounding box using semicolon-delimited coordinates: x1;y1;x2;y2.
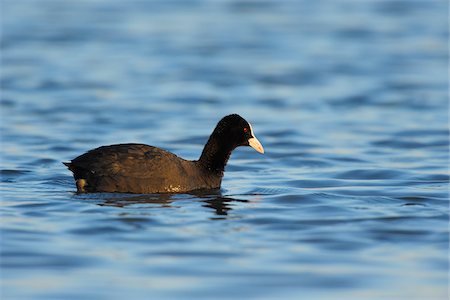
1;0;448;299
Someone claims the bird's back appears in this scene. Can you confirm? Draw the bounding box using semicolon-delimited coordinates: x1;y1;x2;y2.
65;143;221;193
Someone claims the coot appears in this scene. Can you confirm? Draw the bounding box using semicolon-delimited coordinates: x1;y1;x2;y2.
64;114;264;193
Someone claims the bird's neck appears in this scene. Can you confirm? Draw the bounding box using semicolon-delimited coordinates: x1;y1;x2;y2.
199;136;234;173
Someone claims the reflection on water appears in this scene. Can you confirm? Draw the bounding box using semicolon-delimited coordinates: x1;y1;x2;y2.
202;197;249;217
95;191;249;218
1;0;448;299
99;193;178;208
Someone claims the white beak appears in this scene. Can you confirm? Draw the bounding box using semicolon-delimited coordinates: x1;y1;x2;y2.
247;122;264;154
248;137;264;154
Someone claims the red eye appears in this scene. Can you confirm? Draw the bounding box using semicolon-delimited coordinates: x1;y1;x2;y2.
243;128;248;133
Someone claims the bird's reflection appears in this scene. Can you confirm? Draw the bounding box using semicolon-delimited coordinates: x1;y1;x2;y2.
92;190;249;218
202;197;248;216
99;193;174;208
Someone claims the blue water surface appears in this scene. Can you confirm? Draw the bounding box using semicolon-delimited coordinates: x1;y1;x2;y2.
1;0;449;299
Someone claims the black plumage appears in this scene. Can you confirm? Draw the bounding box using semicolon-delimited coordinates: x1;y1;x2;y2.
64;114;264;193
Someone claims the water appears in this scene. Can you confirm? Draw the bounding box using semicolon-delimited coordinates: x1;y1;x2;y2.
1;0;448;299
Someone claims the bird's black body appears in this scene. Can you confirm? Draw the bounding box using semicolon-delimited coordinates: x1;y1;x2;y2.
64;114;264;193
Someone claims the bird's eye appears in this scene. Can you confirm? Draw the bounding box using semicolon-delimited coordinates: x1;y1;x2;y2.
243;127;248;133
